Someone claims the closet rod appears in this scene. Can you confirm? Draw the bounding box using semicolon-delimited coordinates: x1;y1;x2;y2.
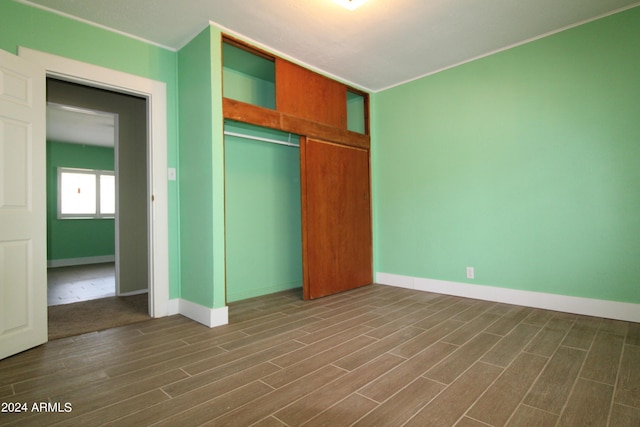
223;130;299;148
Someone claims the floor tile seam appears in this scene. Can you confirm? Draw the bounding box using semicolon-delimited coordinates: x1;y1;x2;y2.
313;305;379;320
177;367;192;379
156;379;271;425
272;334;379;375
367;302;430;319
300;323;376;347
624;341;640;349
461;415;493;426
578;370;619;386
554;361;601;423
450;301;497;322
624;324;640;346
323;321;378;337
365;318;431;336
607;368;633;426
456;363;508;427
180;343;298;377
217;329;308;353
135;322;205;336
610;342;635;410
315;303;384;318
496;344;555;424
0;367;71;395
276;332;374;367
366;370;435;403
520;342;585;417
422;331;506;385
52;367;187;405
396;386;449;427
0;384;16;399
160;362;275;402
354;377;440;426
62;343;188;372
240;316;324;337
264;360;347;390
343;392;382;426
270;413;294;427
14;370;111;397
106;345;231;379
506;402;559;424
257;379;277;392
0;351;99;372
232;316;294;332
521;348;553;359
126;341;231;367
48;388;167;427
98;389;174;426
439;323;500;347
561;343;596;353
241;369;351;424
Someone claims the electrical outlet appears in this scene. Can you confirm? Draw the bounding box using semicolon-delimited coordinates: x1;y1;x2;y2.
466;267;474;279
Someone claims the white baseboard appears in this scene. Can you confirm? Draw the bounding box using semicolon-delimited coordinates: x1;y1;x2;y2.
47;255;115;268
167;298;180;316
176;299;229;328
119;289;148;297
376;272;640;323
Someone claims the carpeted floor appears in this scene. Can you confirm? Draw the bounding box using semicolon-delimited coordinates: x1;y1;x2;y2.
48;293;150;340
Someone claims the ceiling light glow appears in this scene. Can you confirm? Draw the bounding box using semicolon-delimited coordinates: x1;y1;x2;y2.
333;0;367;11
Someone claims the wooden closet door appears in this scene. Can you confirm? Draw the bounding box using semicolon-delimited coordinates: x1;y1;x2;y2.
301;138;372;299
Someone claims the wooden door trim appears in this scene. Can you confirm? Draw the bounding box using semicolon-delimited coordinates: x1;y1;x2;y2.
300;136;311;300
223;98;369;149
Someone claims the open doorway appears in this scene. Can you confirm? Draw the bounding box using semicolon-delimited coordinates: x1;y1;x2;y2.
0;47;169;359
45;78;150;338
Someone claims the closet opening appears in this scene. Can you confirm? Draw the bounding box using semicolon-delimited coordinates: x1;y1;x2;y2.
223;121;302;302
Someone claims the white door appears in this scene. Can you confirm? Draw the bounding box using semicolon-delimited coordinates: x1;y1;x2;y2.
0;48;47;359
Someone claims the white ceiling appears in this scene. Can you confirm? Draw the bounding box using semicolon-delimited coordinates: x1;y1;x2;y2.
25;0;639;91
47;103;116;147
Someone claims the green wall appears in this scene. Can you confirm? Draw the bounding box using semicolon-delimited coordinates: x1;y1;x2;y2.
46;141;114;261
224;122;302;302
0;0;180;298
177;26;226;309
372;7;640;304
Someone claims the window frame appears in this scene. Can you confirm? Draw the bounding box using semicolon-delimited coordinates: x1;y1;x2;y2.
57;167;115;220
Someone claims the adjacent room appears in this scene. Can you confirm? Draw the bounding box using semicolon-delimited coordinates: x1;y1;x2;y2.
1;0;639;425
45;79;151;339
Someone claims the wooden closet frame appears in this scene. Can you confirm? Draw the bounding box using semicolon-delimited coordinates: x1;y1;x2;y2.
221;35;373;299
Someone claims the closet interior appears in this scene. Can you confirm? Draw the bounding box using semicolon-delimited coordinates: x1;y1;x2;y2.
222;35;371;301
224;121;302;302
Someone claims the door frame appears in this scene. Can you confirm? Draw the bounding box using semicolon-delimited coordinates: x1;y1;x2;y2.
19;47;170;317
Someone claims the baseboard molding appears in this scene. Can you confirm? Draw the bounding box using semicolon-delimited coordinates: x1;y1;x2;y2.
167;299;180;316
118;289;148;297
176;299;229;328
47;255;115;268
376;272;640;323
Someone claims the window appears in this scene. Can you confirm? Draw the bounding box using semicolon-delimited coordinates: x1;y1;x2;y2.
58;167;115;219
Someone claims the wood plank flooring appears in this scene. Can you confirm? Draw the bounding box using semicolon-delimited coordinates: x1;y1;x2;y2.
1;284;639;426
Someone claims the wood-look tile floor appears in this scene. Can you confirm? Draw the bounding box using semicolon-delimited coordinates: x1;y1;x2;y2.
1;284;639;426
